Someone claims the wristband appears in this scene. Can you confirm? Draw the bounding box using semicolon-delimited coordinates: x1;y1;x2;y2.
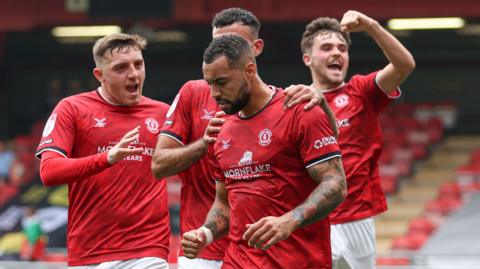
199;226;214;245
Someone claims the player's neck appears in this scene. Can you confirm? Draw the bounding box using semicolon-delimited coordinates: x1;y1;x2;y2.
312;77;345;93
98;86;120;105
239;82;274;118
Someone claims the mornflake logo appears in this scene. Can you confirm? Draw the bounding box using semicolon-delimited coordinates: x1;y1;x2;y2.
238;151;253;165
97;144;155;162
314;136;337;149
223;150;272;181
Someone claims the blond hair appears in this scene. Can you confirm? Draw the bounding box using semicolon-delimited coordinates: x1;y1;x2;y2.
93;33;147;67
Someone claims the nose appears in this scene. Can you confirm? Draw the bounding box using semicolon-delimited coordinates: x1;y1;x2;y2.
331;46;341;56
128;65;139;79
210;84;221;99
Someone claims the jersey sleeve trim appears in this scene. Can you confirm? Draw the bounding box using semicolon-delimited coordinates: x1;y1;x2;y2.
159;131;185;146
305;151;342;169
35;147;68;159
374;73;402;99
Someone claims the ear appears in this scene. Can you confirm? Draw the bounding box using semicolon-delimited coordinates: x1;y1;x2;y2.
303;53;311;66
245;61;257;78
252;39;264;56
93;67;104;83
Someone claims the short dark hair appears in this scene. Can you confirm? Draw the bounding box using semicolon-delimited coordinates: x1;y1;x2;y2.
203;34;255;68
212;8;261;38
301;17;351;54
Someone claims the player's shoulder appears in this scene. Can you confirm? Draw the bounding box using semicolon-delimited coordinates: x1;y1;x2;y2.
347;71;378;89
275;89;326;118
59;90;97;107
180;79;210;96
141;96;170;110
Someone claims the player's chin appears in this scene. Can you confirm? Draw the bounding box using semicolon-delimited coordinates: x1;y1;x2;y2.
123;96;141;106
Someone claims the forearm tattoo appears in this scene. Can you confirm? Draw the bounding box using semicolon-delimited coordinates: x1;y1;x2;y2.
204;207;229;239
293;158;347;227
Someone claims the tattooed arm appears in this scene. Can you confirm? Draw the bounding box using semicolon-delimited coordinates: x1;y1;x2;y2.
181;181;229;259
151;111;225;178
243;157;346;250
292;157;347;226
203;181;230;239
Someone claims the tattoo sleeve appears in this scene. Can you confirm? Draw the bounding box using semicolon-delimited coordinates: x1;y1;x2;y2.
203;181;230;240
292;157;347;227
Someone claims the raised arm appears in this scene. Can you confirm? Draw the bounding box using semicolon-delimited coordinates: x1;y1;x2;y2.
151;111;225;178
181;181;230;259
243;157;346;250
341;10;415;93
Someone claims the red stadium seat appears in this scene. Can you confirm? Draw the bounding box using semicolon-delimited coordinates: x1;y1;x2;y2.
380;175;398;195
377;256;411;266
392;233;429;250
438;182;461;200
425;198;462;216
408;217;437;236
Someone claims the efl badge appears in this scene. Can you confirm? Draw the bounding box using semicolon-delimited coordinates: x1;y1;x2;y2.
166;93;180;118
42;113;57;137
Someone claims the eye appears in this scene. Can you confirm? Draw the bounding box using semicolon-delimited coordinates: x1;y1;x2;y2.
320;44;332;51
338;45;347;53
113;64;126;71
134;60;144;69
214;79;226;86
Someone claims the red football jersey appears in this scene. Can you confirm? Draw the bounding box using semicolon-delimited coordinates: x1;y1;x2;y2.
36;90;170;266
212;89;341;269
160;80;229;260
325;72;400;224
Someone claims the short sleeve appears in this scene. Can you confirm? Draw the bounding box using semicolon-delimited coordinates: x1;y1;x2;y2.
295;106;341;169
208;146;225;182
36;99;76;159
350;71;401;114
160;81;195;145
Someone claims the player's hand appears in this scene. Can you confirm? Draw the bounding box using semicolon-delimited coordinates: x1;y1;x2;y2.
284;84;339;138
340;10;376;33
182;228;208;259
242;215;297;251
284;84;326;111
107;126;144;164
202;111;226;145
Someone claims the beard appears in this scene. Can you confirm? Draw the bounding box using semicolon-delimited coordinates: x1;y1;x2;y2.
217;80;250;115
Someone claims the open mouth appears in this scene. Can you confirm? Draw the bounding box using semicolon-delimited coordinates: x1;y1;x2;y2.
327;62;342;72
126;84;139;93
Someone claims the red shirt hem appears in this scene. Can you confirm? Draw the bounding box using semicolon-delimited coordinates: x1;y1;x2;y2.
67;248;169;266
330;206;387;224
